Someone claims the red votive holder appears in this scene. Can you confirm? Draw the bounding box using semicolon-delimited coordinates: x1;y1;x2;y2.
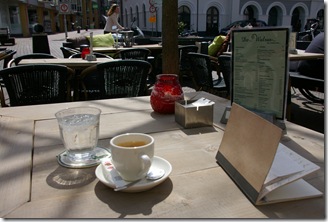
150;74;184;114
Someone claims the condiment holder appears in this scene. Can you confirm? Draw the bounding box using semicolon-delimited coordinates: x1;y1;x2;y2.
86;32;97;61
175;98;214;128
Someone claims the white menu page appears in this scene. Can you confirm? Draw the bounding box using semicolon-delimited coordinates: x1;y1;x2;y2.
232;28;289;119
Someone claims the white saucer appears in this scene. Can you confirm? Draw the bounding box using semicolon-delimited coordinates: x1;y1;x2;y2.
95;156;172;192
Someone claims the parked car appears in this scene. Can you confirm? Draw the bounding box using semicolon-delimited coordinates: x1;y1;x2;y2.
219;20;268;35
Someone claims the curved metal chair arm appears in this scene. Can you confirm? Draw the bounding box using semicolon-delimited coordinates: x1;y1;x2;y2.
7;53;56;67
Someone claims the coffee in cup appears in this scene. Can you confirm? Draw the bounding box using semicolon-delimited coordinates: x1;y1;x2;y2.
110;133;154;181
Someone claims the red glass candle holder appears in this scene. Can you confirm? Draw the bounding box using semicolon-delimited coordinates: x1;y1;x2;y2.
81;47;90;59
150;74;184;114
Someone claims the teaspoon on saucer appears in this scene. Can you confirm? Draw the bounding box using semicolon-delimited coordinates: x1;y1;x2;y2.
114;168;165;191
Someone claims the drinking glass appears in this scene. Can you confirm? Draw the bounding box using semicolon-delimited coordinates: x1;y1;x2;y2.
55;107;101;163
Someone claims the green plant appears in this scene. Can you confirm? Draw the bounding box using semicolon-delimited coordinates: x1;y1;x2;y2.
178;21;186;35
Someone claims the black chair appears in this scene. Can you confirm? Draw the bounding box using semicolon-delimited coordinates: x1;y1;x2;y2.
113;48;151;61
0;49;16;69
289;71;324;104
32;33;50;54
218;54;231;98
7;53;56;67
0;64;74;107
178;45;199;80
79;60;152;100
188;52;228;98
0;50;17;105
69;52;113;59
60;47;80;58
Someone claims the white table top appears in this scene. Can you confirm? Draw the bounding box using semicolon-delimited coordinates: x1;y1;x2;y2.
223;50;324;61
0;91;324;218
92;44;162;54
19;57;113;68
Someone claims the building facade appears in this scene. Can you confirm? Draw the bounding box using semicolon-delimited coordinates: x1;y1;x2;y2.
119;0;324;36
0;0;325;37
0;0;102;37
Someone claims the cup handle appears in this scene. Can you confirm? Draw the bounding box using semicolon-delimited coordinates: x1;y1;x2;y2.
140;154;151;171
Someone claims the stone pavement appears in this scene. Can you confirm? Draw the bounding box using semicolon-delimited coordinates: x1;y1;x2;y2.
3;29;105;59
1;29;324;134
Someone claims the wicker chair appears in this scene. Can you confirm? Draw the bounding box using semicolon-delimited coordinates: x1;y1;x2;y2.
69;52;113;59
113;48;151;61
217;54;231;98
188;52;228;98
7;53;56;67
60;47;80;58
79;60;152;100
0;64;74;107
178;45;199;80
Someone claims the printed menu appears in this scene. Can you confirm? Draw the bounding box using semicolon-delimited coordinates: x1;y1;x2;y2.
216;103;322;205
231;28;289;119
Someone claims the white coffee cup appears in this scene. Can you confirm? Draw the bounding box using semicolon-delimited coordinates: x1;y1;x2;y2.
110;133;154;181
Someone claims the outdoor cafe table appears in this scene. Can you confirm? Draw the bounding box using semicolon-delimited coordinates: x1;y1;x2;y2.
92;44;162;54
223;50;324;61
19;57;113;69
288;49;324;61
0;91;324;218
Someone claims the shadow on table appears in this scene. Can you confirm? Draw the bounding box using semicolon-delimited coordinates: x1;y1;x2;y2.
46;166;97;189
94;178;173;218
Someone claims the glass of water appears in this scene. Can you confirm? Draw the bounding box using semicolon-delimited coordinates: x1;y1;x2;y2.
55;107;101;163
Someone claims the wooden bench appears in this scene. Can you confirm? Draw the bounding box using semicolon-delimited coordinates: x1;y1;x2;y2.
0;28;15;46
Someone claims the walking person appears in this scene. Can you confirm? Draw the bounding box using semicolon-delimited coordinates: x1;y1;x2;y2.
104;4;124;34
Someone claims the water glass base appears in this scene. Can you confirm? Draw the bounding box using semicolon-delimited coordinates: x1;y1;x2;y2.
57;147;111;168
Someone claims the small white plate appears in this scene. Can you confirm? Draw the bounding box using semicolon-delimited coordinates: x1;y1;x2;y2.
95;156;172;192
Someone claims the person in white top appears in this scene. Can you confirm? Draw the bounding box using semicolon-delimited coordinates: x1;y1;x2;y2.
104;4;124;34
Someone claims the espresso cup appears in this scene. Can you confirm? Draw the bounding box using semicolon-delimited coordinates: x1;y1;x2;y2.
110;133;154;181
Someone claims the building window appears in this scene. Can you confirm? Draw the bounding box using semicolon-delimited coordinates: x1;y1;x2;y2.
268;7;278;26
71;4;77;12
143;4;146;28
9;6;19;24
244;6;254;20
317;9;324;30
125;9;128;26
136;5;139;26
178;5;190;30
206;6;219;36
130;7;133;23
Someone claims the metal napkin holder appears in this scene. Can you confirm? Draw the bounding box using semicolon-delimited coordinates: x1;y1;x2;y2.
175;98;214;128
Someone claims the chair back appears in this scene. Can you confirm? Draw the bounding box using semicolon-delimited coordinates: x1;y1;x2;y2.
218;54;231;97
114;48;151;61
178;45;199;78
60;47;80;58
187;52;214;90
0;64;74;106
0;49;17;69
69;52;112;59
7;53;56;67
80;60;151;100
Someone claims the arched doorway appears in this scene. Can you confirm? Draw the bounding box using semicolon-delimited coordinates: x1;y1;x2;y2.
317;9;324;30
291;7;302;32
268;6;282;26
206;6;219;36
178;6;191;30
243;5;258;20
